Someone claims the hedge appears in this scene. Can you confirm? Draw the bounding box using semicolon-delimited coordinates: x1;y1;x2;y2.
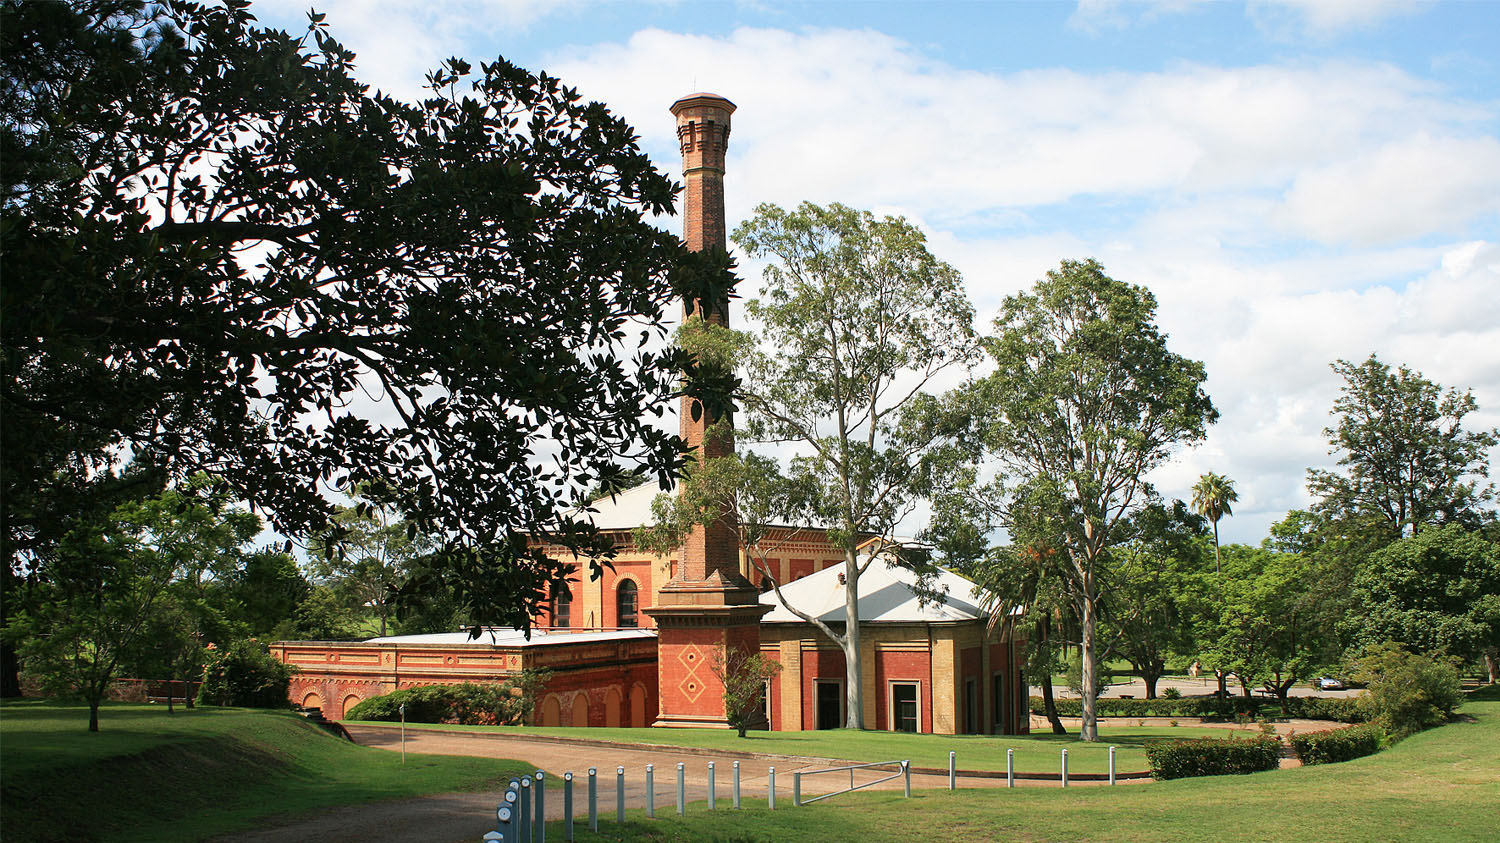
1144;736;1282;780
1289;724;1383;765
346;672;547;726
1029;695;1366;723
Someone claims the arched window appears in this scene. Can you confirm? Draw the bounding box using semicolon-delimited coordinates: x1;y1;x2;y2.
554;588;571;628
617;580;638;628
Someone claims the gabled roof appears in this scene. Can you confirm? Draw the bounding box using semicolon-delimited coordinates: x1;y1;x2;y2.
581;482;667;531
759;554;992;624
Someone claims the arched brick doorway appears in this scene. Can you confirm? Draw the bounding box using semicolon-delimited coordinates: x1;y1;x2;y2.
538;695;562;727
604;687;622;727
340;693;361;719
571;694;590;727
301;691;323;711
629;683;647;727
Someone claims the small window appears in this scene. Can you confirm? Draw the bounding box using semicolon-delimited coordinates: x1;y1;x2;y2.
554;589;571;628
617;580;638;628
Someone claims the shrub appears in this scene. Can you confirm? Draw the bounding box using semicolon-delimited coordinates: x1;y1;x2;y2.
1028;694;1370;723
1351;642;1463;739
1162;687;1182;700
346;671;549;726
197;639;295;708
1289;724;1383;765
1144;735;1281;780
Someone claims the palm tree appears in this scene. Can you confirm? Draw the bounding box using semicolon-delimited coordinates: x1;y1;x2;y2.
1191;472;1238;574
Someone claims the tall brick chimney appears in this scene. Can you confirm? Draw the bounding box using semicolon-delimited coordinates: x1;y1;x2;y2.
645;93;768;729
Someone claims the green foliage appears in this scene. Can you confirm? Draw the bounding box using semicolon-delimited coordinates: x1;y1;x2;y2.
1351;642;1463;739
8;475;263;729
1308;355;1498;539
310;486;433;637
1192;471;1238;573
711;649;781;738
1342;525;1500;663
1197;544;1330;706
1289;724;1383;765
197;640;295;709
2;0;703;634
1144;735;1281;779
345;674;548;726
1027;695;1365;723
277;585;365;641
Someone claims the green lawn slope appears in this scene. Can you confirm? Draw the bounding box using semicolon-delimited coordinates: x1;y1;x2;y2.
557;693;1500;843
0;701;530;843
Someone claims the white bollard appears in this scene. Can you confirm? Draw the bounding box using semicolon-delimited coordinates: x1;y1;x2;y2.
1007;748;1015;788
1061;749;1069;788
708;762;716;810
768;767;776;810
949;750;957;790
616;767;625;824
733;761;741;809
1109;746;1117;786
676;763;685;816
645;764;655;818
587;768;597;832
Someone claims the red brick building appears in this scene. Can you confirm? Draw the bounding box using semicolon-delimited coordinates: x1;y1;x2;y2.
272;91;1027;736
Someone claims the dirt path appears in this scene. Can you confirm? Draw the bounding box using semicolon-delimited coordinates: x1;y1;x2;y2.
213;725;1145;842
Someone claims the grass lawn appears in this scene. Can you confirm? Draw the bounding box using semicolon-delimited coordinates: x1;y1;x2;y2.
0;700;531;843
551;694;1500;843
351;719;1260;775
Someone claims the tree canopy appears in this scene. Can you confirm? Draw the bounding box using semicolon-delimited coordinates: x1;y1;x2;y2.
965;258;1217;740
1308;355;1497;539
2;0;707;631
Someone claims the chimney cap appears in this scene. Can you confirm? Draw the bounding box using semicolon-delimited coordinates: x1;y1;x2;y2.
670;92;736;116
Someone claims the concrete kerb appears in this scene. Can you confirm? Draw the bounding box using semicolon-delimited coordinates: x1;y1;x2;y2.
348;721;1157;782
348;721;861;768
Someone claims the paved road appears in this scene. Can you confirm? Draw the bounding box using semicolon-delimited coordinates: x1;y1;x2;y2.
216;724;1136;843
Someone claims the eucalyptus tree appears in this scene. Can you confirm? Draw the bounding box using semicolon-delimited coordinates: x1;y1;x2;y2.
1192;472;1238;574
645;202;976;729
966;259;1216;741
1309;355;1497;539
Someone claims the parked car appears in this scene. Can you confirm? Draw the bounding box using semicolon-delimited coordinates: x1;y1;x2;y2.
1318;676;1346;691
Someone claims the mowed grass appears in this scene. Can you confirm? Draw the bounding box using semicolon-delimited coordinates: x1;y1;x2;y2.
0;700;531;843
555;697;1500;843
349;719;1258;774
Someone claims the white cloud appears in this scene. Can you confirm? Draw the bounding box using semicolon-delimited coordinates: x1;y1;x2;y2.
1070;0;1430;36
250;0;589;100
1277;134;1500;245
1249;0;1429;35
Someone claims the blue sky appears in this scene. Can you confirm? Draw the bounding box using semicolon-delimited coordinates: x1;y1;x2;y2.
252;0;1500;545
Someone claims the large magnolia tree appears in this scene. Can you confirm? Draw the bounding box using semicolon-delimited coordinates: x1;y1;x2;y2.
2;0;711;679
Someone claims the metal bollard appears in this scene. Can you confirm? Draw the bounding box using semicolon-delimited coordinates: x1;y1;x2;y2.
949;750;957;790
563;772;573;842
768;767;776;810
1007;748;1015;788
1109;746;1117;786
708;762;716;810
645;764;655;818
520;777;532;839
1061;748;1069;788
902;760;911;798
588;768;598;832
535;771;546;843
616;767;625;824
676;763;685;815
733;761;741;809
793;771;801;807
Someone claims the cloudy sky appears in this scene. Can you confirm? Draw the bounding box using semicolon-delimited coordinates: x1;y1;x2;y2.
253;0;1499;545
